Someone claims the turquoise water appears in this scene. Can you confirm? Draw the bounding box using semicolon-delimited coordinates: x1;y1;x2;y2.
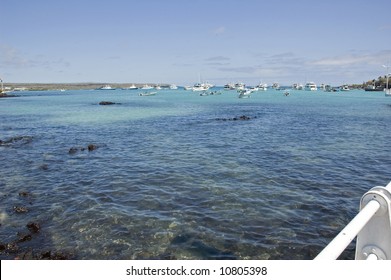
0;88;390;259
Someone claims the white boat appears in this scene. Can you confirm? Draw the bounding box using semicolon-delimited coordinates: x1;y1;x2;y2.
139;91;157;96
127;84;138;90
184;86;192;90
256;83;268;91
324;85;338;92
169;84;178;90
272;83;280;90
292;83;304;90
154;85;162;90
340;85;350;91
141;84;153;90
304;82;317;91
98;85;115;90
192;83;210;91
297;84;304;90
238;89;253;98
234;82;245;91
224;83;235;90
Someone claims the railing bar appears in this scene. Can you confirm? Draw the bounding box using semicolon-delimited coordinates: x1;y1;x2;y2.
315;199;381;260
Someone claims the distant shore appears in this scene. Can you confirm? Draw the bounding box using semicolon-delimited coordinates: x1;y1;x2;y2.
2;83;166;92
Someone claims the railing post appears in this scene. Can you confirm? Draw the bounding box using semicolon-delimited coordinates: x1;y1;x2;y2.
355;182;391;260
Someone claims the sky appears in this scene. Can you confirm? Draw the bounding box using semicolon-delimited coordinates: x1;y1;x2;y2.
1;0;391;86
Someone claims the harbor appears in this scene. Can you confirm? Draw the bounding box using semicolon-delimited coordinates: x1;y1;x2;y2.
0;88;390;259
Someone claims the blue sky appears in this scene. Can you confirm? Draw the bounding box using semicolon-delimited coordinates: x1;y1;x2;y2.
1;0;390;86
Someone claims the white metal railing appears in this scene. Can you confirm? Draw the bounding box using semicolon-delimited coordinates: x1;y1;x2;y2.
315;181;391;260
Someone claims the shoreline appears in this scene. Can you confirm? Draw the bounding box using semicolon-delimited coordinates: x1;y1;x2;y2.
2;83;166;92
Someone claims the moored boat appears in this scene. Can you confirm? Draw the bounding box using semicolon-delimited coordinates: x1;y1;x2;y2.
139;91;157;96
127;84;138;90
98;85;116;90
141;84;154;90
304;82;317;91
340;85;350;91
238;89;253;98
192;83;210;91
224;83;235;90
256;83;268;91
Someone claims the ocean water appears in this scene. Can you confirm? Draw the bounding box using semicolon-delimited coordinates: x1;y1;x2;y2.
0;88;390;259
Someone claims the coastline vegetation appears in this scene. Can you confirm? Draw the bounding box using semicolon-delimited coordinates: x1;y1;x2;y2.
350;75;390;90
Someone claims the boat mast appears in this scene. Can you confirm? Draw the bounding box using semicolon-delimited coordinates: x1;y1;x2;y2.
0;77;3;94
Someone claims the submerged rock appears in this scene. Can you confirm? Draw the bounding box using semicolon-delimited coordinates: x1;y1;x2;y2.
18;192;30;197
99;101;118;105
69;144;99;154
215;115;255;121
0;136;33;146
17;233;32;243
87;144;98;151
27;222;41;233
68;147;79;154
13;206;29;213
39;164;49;171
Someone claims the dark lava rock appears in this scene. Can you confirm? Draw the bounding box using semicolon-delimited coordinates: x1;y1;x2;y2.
69;144;98;154
38;250;71;260
68;147;79;154
17;233;32;243
27;222;41;233
18;191;30;197
13;206;29;213
99;101;117;105
39;164;49;171
0;136;33;146
216;115;255;121
87;144;98;151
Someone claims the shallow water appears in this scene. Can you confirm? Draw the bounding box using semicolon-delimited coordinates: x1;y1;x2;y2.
0;88;390;259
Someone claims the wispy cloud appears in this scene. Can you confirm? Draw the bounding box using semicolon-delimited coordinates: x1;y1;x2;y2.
379;25;391;31
211;50;391;85
212;26;225;35
205;56;230;62
218;66;258;74
0;45;31;68
0;44;70;70
310;50;391;67
205;56;230;66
